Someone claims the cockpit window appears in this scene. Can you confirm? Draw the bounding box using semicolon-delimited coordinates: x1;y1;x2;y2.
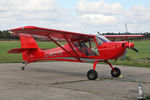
74;38;99;56
96;35;110;46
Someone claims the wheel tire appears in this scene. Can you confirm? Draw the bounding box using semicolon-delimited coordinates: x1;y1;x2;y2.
21;67;25;70
87;69;98;80
111;67;121;77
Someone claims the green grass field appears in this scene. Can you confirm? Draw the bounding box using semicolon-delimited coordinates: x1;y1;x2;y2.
0;40;150;67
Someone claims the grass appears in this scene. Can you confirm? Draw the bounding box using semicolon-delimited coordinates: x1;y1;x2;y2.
0;41;22;63
146;95;150;100
0;40;150;67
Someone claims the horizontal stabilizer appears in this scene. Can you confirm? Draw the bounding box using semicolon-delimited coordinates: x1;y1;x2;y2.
7;48;37;53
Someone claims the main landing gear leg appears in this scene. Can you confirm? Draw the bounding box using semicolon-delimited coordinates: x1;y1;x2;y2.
105;61;121;77
21;62;29;70
87;61;98;80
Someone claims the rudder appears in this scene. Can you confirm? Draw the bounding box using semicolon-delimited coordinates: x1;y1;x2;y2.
20;34;40;62
20;34;39;49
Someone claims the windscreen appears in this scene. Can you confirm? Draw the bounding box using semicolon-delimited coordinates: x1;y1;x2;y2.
96;35;110;46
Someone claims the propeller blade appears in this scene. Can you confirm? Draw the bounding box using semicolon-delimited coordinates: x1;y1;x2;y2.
121;49;128;60
131;47;139;53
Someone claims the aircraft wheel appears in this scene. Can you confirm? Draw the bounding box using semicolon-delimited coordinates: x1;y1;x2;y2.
87;69;98;80
21;67;25;70
111;67;121;77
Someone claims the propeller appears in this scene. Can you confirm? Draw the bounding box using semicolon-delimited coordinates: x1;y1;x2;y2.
125;23;129;41
131;47;139;53
121;24;139;60
121;48;128;60
121;42;139;60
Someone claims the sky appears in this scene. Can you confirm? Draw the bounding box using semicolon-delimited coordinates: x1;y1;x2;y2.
0;0;150;34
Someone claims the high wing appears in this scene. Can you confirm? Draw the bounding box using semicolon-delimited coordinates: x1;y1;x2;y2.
9;26;95;42
104;35;144;41
9;26;96;62
104;35;143;38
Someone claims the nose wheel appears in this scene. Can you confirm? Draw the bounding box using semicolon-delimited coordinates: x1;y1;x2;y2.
111;67;121;77
106;61;121;77
87;69;98;80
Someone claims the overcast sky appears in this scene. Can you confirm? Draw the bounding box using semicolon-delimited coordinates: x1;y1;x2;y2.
0;0;150;34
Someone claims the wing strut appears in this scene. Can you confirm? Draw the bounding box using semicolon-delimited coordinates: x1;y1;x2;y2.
47;35;81;62
63;33;81;61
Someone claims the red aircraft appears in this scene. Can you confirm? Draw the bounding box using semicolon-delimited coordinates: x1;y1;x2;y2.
8;26;143;80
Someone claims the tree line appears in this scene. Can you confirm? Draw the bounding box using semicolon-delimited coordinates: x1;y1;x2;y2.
102;32;150;39
0;30;19;40
0;30;150;40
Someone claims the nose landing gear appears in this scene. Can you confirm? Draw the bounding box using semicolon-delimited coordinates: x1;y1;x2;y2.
106;61;121;77
111;67;121;77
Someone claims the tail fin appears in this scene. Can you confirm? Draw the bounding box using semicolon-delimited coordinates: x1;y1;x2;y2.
20;34;39;49
8;34;40;62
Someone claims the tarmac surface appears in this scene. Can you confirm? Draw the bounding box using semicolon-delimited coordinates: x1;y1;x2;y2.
0;62;150;100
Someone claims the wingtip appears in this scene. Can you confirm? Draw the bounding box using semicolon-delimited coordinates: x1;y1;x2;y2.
9;26;39;32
